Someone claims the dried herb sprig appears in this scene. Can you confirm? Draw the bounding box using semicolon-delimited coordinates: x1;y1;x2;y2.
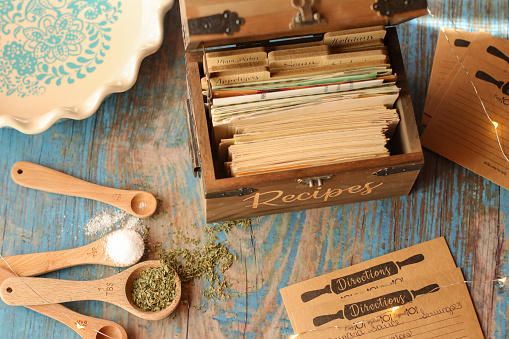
156;219;250;301
132;263;177;312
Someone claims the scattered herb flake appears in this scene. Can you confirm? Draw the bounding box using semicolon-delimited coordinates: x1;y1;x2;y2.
156;219;250;301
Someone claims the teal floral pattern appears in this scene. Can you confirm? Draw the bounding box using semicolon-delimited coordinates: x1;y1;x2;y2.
14;51;37;75
0;0;122;97
24;14;86;62
0;59;13;75
0;0;14;16
3;41;23;59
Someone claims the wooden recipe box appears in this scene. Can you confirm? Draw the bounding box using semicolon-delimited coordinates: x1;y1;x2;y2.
180;0;426;222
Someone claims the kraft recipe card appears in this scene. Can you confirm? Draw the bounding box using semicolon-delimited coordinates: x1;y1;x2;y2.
280;238;457;331
423;27;479;125
280;237;484;338
292;268;484;338
421;56;509;190
424;29;509;125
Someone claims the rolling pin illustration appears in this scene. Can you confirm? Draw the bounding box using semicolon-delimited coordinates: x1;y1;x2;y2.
475;70;509;95
487;45;509;65
301;254;424;302
312;283;440;327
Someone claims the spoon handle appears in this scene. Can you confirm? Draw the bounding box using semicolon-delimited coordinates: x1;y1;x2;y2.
1;276;125;306
0;242;104;277
26;303;127;339
11;161;133;210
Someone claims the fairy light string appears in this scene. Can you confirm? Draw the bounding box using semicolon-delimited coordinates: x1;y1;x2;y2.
426;6;509;162
288;275;508;338
0;5;506;339
0;254;115;339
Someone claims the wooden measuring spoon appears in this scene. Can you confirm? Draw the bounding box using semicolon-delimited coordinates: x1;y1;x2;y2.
0;229;144;277
11;161;157;218
0;266;127;339
26;304;128;339
0;260;181;321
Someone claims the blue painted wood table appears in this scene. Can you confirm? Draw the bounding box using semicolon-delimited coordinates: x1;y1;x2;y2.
0;1;508;338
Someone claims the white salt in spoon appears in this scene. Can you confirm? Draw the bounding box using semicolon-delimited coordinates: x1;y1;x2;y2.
1;260;181;321
0;229;144;277
11;161;157;218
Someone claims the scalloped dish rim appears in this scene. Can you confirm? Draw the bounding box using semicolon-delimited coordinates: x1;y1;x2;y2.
0;0;174;135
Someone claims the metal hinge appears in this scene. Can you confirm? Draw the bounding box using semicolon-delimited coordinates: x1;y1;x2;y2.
373;165;422;176
297;175;333;188
206;188;257;199
184;98;201;178
290;0;327;29
188;11;245;36
372;0;427;17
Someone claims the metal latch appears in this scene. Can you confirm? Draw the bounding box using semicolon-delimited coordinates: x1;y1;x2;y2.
188;11;245;36
372;0;427;17
206;188;257;199
297;175;333;188
373;165;422;176
290;0;327;29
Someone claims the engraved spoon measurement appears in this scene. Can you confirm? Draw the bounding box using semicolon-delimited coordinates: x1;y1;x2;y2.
0;260;181;321
11;161;157;218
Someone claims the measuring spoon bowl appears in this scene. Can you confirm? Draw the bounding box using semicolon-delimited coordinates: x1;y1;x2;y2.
1;260;181;321
0;229;145;277
94;324;127;339
11;161;157;218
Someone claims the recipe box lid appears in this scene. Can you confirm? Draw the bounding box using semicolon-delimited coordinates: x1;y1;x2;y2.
179;0;427;50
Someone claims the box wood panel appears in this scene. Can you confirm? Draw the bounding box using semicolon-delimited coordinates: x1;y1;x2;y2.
204;154;423;222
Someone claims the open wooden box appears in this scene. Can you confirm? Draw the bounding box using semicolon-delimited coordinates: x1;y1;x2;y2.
180;0;426;222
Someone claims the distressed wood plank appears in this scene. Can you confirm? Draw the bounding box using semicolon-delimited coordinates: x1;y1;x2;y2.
0;0;507;338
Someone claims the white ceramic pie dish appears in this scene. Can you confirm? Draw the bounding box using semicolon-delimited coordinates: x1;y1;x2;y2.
0;0;174;134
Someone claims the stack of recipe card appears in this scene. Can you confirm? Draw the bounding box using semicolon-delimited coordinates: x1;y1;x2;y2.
203;26;401;177
280;237;484;338
421;28;509;190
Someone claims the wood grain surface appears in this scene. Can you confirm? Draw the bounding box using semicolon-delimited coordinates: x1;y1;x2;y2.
0;1;508;338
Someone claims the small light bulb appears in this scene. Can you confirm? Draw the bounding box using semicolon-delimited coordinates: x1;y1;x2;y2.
76;323;85;330
493;121;499;129
289;335;299;339
392;306;400;313
498;276;507;286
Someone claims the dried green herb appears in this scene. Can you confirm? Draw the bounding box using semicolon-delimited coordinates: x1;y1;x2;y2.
207;219;252;237
131;264;177;312
156;219;250;301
